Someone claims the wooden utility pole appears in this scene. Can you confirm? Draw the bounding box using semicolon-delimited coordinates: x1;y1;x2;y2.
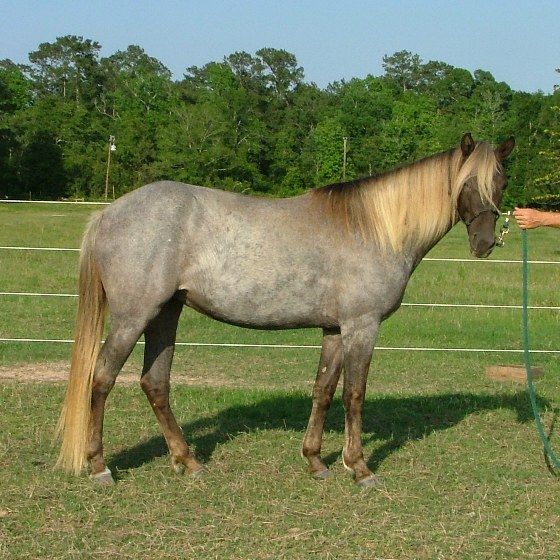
342;136;348;181
104;135;115;200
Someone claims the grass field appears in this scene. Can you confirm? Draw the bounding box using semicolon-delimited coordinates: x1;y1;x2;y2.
1;202;559;559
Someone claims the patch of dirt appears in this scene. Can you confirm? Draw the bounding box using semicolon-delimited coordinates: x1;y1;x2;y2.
0;362;240;387
0;362;122;384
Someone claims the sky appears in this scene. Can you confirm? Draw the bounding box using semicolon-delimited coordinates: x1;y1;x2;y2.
1;0;559;94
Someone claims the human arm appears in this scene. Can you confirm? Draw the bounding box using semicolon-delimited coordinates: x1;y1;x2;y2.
513;207;560;229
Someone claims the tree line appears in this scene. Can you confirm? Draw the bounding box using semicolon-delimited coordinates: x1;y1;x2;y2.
0;36;559;207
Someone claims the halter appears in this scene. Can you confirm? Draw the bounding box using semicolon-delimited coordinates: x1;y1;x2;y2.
461;207;500;227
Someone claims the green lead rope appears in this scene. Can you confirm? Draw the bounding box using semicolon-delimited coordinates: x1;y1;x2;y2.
521;229;560;472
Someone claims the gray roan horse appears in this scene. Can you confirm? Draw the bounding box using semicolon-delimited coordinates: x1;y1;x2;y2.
57;133;515;487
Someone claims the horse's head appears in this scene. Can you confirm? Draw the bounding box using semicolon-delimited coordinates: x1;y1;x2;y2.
456;133;515;258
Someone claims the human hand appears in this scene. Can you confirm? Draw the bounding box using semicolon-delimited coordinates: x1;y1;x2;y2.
513;207;546;229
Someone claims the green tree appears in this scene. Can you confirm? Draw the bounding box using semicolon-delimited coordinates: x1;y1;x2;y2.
27;35;102;104
421;63;474;111
19;130;66;198
500;91;545;206
174;61;266;192
379;93;443;169
331;76;396;176
276;84;330;192
382;50;423;92
531;87;560;199
0;38;555;204
466;70;512;141
95;45;175;194
305;115;352;186
0;60;30;113
0;60;31;196
255;48;304;103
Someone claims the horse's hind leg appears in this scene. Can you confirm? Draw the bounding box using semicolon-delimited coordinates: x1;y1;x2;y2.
88;317;147;483
140;298;205;475
301;328;343;479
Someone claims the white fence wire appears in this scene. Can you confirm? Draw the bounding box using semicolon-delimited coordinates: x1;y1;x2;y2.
1;291;559;311
1;337;560;354
2;245;560;265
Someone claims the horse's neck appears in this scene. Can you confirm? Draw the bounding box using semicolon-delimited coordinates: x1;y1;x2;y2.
408;214;457;269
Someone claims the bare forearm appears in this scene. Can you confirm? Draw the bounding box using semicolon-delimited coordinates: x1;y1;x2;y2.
542;212;560;228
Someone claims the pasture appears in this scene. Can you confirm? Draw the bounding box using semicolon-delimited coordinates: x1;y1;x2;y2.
1;202;559;559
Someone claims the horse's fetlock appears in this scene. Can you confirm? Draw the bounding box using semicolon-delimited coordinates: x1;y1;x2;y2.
301;444;318;459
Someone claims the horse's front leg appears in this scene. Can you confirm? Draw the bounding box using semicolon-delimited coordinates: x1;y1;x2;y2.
301;328;343;479
340;317;380;488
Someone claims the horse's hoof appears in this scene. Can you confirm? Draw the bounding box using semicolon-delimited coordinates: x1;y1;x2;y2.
356;474;381;489
313;468;331;480
90;467;115;486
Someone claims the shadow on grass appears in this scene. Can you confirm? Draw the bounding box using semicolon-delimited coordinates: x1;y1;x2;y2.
108;391;547;471
108;389;539;476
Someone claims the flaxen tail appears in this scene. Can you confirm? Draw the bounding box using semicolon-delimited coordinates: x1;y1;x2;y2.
55;212;106;474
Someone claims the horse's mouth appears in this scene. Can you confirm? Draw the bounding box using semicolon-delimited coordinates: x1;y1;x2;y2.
470;247;494;259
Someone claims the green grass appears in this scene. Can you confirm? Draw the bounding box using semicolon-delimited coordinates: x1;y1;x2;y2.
1;202;560;559
2;383;560;559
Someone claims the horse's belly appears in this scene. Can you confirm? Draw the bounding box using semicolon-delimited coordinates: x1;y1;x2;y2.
177;278;337;330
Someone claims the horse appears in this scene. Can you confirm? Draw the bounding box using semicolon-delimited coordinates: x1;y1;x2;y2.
56;133;515;488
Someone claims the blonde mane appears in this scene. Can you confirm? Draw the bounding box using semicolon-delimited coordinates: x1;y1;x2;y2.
313;142;500;253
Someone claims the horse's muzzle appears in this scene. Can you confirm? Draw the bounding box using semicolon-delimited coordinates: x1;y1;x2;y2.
470;244;495;259
469;233;497;258
469;231;496;258
467;213;498;259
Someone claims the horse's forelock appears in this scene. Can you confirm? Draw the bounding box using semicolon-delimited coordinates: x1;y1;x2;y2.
453;142;500;209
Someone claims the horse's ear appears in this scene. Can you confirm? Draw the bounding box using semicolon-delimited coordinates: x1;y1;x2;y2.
496;136;515;161
460;133;475;157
